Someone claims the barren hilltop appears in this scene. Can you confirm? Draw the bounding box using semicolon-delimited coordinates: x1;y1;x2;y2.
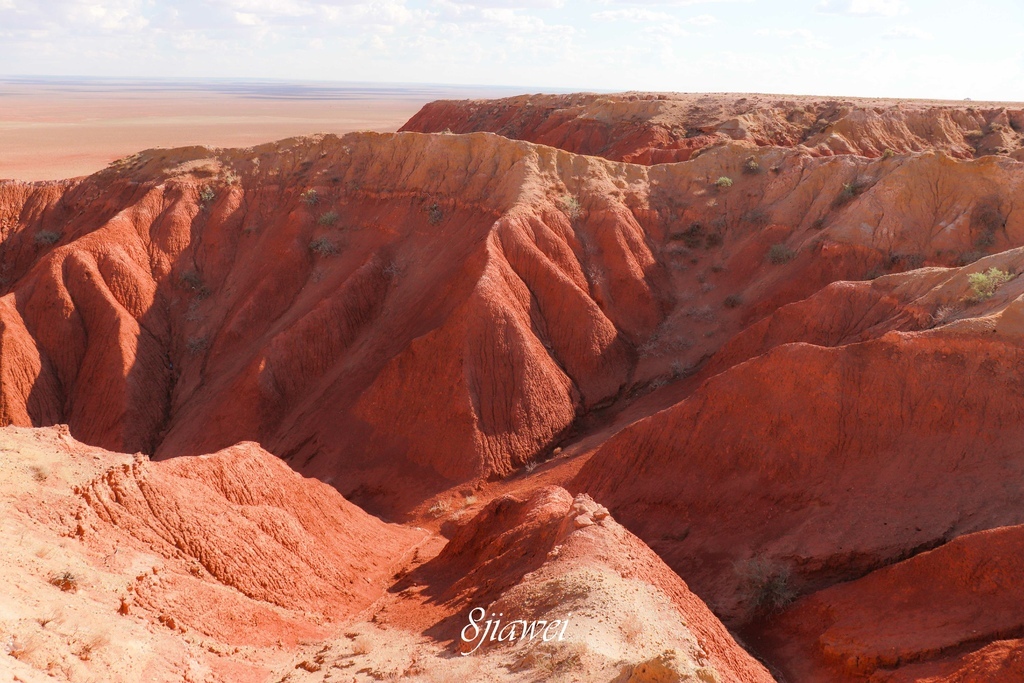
2;93;1024;682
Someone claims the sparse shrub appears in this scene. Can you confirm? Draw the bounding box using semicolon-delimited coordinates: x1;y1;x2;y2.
559;194;582;221
932;304;960;326
670;360;690;378
968;267;1014;301
724;294;742;309
737;558;795;615
199;185;216;204
75;632;110;661
318;210;340;226
888;252;925;271
811;217;827;230
180;271;201;289
524;461;538;473
427;202;444;225
30;465;49;482
680;222;704;249
957;250;985;266
685;305;716;323
743;157;761;174
35;230;61;245
186;336;208;355
308;236;338;256
427;500;450;519
300;189;319;206
50;571;78;592
833;178;868;208
179;270;209;298
8;635;43;662
766;243;796;264
882;148;896;159
714;176;733;189
972;197;1004;249
351;636;372;655
704;231;724;249
700;281;715;293
743;207;769;226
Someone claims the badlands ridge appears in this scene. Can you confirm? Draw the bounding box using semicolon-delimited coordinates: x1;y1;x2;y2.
3;93;1024;681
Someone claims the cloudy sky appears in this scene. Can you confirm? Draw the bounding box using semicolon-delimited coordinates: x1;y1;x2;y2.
1;0;1022;99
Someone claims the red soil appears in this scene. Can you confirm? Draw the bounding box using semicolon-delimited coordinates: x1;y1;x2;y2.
402;92;1024;163
5;93;1024;681
753;524;1024;682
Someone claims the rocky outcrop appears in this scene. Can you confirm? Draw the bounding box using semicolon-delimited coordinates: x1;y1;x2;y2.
5;131;1024;518
402;92;1024;163
384;486;776;682
574;250;1024;626
754;524;1024;682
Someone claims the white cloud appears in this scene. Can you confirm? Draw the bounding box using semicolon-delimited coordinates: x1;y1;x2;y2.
882;26;932;40
817;0;909;17
687;13;717;25
592;8;675;22
755;28;829;50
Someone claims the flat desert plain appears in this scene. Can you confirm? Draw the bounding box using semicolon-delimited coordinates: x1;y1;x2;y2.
0;77;513;181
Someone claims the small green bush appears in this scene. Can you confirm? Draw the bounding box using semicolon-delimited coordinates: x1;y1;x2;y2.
199;186;216;204
559;194;582;221
743;157;761;174
833;179;868;208
300;189;319;206
714;176;734;188
968;267;1014;300
737;558;795;615
724;294;742;309
767;243;796;264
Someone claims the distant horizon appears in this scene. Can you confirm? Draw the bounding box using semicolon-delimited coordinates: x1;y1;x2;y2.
2;1;1022;101
4;75;1024;105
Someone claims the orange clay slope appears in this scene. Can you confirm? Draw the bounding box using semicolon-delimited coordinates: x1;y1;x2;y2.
401;92;1024;163
0;425;424;682
4;94;1024;681
0;426;772;683
4;129;1024;520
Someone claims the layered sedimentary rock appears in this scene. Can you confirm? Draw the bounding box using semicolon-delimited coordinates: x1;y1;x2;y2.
4;129;1024;518
402;92;1024;163
754;524;1024;682
6;94;1024;681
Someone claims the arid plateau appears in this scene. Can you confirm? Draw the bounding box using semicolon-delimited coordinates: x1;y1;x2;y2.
3;91;1024;682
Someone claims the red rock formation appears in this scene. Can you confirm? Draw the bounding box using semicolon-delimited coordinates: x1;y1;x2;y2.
81;441;423;619
386;486;776;682
402;92;1024;163
9;96;1024;682
573;249;1024;627
753;524;1024;682
3;128;1024;523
